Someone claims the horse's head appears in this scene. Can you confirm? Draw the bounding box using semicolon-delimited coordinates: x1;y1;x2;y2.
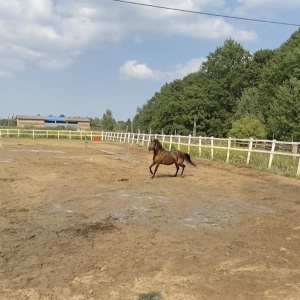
148;139;156;151
148;139;161;151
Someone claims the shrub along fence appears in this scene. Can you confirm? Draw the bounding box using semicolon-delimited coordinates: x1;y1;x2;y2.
1;129;300;177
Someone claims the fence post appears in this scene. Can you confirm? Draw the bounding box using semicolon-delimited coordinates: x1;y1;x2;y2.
169;135;173;150
297;158;300;177
211;136;214;160
178;136;181;150
33;130;35;139
292;143;298;162
188;135;191;154
137;130;140;144
141;134;145;146
127;132;130;144
246;138;253;165
268;139;276;169
198;136;202;157
226;137;231;163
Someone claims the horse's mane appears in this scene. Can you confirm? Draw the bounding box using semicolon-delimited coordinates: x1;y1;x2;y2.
154;139;163;150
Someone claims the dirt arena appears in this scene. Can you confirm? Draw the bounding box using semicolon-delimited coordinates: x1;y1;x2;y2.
1;138;300;300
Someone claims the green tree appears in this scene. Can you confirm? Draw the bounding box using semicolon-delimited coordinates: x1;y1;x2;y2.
101;109;116;131
201;38;252;98
234;87;264;123
228;115;267;139
259;28;300;135
133;97;157;133
148;80;188;135
114;119;131;132
90;117;101;130
200;38;252;136
268;78;300;141
245;49;274;88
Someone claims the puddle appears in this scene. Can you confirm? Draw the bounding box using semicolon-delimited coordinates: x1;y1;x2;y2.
132;206;149;212
181;199;274;229
52;203;74;214
47;192;274;231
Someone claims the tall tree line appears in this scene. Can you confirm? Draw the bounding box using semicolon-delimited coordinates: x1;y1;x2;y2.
133;29;300;141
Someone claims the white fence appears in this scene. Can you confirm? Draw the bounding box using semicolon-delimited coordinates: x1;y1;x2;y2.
1;129;300;176
0;128;102;140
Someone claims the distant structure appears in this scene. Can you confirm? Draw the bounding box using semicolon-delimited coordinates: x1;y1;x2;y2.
16;115;90;130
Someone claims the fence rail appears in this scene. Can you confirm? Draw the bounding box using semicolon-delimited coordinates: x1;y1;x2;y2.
1;129;300;176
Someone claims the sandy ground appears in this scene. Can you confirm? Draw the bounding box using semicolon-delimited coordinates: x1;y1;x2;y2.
0;138;300;300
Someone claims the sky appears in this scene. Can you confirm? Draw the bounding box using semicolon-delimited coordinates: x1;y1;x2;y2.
0;0;299;122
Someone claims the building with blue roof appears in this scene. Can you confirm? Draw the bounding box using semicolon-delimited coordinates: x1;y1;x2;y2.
16;115;90;130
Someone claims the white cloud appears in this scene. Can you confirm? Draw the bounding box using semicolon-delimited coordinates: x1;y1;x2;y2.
120;60;163;80
168;58;206;79
171;17;257;41
116;0;256;42
0;0;108;75
0;0;295;77
0;70;12;78
120;57;205;81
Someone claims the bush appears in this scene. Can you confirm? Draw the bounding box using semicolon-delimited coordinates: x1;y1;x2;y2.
229;115;267;139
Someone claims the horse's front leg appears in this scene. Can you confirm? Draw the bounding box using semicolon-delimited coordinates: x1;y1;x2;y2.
149;162;155;175
151;163;160;178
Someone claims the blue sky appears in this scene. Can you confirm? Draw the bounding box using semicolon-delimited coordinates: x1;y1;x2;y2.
0;0;299;122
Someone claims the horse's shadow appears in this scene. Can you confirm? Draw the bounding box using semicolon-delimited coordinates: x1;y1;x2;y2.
150;173;191;178
152;174;175;178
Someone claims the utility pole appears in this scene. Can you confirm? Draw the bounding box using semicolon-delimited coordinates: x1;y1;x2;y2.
193;117;197;137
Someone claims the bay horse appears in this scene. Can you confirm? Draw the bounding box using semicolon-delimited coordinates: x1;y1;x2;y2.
148;138;196;178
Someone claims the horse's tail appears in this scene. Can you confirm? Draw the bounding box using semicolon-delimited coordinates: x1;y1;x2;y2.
184;153;196;167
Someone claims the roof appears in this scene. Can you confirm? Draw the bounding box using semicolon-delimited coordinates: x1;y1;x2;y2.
16;115;90;122
46;116;65;122
16;115;44;120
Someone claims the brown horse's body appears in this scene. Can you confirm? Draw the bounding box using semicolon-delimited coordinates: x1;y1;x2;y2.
148;139;196;178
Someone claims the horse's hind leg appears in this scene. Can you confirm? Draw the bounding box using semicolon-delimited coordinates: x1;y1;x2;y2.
180;164;186;176
174;164;179;177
